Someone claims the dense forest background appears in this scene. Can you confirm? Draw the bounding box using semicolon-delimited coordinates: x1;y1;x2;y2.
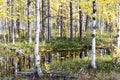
0;0;117;43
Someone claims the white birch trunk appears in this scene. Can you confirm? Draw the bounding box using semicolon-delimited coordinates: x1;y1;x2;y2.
34;0;43;76
91;28;96;68
14;58;18;75
2;20;6;45
91;0;96;69
3;33;6;45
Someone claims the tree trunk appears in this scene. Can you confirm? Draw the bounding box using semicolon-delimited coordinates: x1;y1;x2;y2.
34;0;43;76
27;0;32;43
16;1;20;39
85;15;89;32
91;0;97;69
47;0;50;41
11;0;15;44
6;0;10;42
118;3;120;50
2;19;6;45
105;21;108;31
42;0;45;41
8;24;11;42
14;58;18;75
60;4;63;38
79;6;82;39
100;15;104;38
70;2;73;40
16;18;20;38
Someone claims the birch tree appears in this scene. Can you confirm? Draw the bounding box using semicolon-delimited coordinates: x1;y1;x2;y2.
34;0;43;76
91;0;97;69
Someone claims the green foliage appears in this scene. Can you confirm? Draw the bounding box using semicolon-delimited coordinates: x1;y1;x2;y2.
96;30;115;46
48;38;83;52
50;58;90;75
50;38;81;48
0;32;113;56
50;55;120;75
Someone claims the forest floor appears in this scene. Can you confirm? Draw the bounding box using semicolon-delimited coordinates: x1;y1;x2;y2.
2;56;120;80
0;42;120;80
2;70;120;80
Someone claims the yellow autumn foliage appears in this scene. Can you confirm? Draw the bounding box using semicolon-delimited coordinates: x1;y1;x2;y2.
113;45;120;58
44;62;50;73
